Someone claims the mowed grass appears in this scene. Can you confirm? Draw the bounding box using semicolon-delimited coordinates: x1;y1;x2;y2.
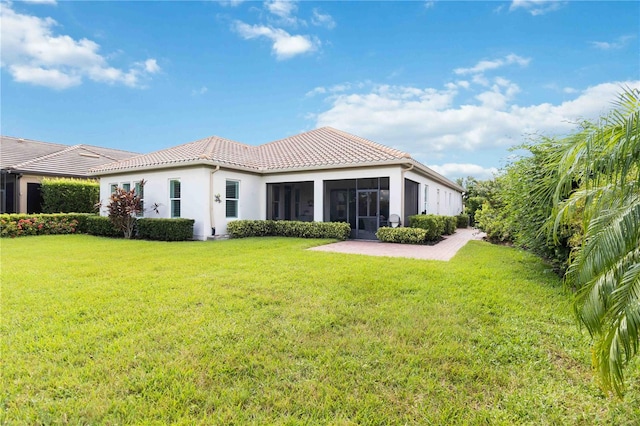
1;235;639;424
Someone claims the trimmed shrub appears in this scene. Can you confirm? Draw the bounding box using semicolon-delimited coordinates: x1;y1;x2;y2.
0;214;80;238
227;220;350;240
41;178;99;213
443;216;457;235
456;214;470;228
376;227;427;244
409;214;444;241
137;218;194;241
85;215;121;238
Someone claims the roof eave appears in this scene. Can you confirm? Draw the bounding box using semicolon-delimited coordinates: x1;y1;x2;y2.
89;159;261;176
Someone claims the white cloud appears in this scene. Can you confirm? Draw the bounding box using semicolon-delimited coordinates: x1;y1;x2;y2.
509;0;565;16
0;4;160;89
424;1;436;10
311;8;336;29
265;0;296;19
454;54;530;75
218;0;246;6
590;35;635;50
191;86;208;96
312;78;640;173
428;163;499;180
264;0;302;26
233;21;318;60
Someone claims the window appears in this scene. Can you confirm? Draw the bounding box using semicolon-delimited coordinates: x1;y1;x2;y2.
110;183;118;194
169;180;181;218
226;180;239;218
135;181;145;217
423;184;429;214
122;182;131;192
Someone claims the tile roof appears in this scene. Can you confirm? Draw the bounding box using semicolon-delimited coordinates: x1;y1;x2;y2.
91;127;413;173
0;136;139;177
258;127;411;170
91;135;259;173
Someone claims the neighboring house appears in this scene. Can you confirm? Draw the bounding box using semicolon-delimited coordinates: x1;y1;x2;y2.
0;136;138;214
91;127;464;240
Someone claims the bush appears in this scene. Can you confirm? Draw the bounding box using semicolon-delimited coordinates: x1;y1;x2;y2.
456;214;469;228
376;227;427;244
0;214;80;238
41;178;99;213
227;220;350;240
137;218;194;241
103;186;144;239
443;216;457;235
85;215;121;238
408;214;444;241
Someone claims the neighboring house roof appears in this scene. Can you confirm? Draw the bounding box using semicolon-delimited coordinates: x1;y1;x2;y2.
0;136;139;177
90;127;464;191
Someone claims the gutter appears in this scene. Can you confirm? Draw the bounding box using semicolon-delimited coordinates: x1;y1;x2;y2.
209;165;220;236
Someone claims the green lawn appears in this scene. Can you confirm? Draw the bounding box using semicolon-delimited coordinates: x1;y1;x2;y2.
1;235;638;424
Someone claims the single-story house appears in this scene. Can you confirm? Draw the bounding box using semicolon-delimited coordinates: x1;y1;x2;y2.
0;136;138;214
91;127;464;240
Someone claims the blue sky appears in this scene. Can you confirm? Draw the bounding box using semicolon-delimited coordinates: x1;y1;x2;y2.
2;0;638;180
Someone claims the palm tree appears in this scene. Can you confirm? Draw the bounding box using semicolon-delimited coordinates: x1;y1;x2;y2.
552;88;639;396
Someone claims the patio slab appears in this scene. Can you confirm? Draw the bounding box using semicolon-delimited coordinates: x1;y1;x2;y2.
308;227;486;261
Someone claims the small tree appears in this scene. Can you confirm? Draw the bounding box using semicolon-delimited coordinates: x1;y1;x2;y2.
104;181;144;239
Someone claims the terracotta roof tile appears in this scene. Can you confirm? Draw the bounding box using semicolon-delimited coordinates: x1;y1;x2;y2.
91;127;413;173
93;136;258;172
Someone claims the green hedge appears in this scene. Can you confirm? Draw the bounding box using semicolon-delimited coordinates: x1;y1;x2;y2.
443;216;457;235
41;178;99;214
408;214;444;241
0;213;94;238
456;214;470;228
376;227;427;244
227;220;351;240
137;218;194;241
85;215;121;238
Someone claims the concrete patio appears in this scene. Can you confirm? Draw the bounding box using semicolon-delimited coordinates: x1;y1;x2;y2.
308;227;486;261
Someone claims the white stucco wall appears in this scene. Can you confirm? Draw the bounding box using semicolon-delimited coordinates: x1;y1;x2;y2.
99;166;264;240
98;163;463;240
405;169;463;216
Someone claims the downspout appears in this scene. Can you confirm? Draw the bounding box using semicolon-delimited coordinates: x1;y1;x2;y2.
400;164;414;226
209;165;220;236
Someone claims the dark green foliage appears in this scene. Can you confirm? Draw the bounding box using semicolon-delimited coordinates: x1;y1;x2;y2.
137;218;194;241
456;214;469;228
85;215;121;238
408;214;445;241
41;178;99;213
443;216;457;235
376;227;427;244
227;220;351;240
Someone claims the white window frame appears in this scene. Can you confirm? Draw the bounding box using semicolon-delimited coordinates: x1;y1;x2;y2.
169;179;181;218
226;180;240;219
